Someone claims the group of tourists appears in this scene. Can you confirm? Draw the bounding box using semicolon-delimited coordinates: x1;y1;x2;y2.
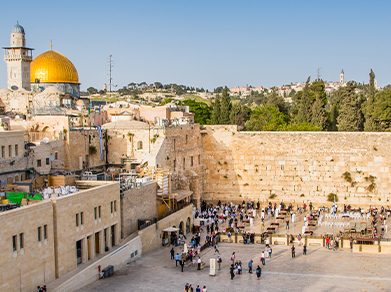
184;283;207;292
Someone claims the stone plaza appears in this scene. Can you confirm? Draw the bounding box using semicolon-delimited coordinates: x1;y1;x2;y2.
78;242;391;292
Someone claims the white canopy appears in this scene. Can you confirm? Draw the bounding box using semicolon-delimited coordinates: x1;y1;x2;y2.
162;227;180;232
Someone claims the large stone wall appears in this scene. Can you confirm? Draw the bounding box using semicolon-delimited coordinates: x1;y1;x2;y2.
121;181;157;237
202;125;391;206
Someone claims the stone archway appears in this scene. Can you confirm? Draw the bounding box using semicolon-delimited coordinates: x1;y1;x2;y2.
179;221;184;233
186;217;191;234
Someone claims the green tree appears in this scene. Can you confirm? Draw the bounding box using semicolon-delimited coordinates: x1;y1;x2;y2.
311;97;327;129
296;77;313;124
219;86;232;124
87;87;98;95
337;82;361;131
182;99;212;125
363;69;379;131
245;105;289;131
211;95;221;124
267;89;288;115
230;103;242;124
372;89;391;130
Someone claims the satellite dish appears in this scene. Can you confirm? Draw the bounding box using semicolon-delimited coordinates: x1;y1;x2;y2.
11;85;18;91
50;156;55;162
43;137;50;144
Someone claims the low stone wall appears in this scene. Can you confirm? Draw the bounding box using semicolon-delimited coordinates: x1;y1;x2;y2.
138;204;193;254
51;236;142;292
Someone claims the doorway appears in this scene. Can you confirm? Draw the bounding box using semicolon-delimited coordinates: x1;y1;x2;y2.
111;225;115;247
95;232;100;255
76;240;82;265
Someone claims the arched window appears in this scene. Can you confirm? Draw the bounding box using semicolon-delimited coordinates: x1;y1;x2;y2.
137;141;143;150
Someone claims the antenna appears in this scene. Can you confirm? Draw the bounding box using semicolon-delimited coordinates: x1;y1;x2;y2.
108;54;114;92
317;68;321;81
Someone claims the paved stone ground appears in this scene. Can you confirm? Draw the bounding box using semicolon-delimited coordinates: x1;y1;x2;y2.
78;243;391;292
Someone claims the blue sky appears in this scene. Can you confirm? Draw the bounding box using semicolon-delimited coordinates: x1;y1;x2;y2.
1;0;390;91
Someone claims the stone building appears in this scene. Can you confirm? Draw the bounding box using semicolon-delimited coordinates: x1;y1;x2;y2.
0;180;120;290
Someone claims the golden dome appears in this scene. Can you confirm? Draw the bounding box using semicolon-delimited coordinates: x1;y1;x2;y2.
30;50;79;84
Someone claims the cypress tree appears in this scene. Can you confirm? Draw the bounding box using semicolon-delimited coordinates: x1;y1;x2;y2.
337;82;360;131
296;77;312;124
311;97;326;130
219;86;232;124
230;103;242;125
363;69;378;131
211;95;221;125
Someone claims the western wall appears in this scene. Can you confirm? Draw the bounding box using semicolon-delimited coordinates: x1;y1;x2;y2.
201;125;391;207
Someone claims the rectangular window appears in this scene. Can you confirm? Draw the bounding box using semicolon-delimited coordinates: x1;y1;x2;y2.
76;213;79;227
37;159;41;167
186;135;188;144
15;145;18;156
114;200;116;212
94;207;97;220
183;158;185;170
98;206;101;218
80;212;83;225
191;156;193;167
198;154;201;165
12;235;17;251
173;160;176;171
8;145;11;157
38;227;41;242
1;146;4;158
46;158;50;165
19;233;24;249
173;139;176;150
55;152;58;160
44;225;47;239
111;201;113;214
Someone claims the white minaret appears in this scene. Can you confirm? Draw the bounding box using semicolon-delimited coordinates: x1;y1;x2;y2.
340;68;345;84
3;21;34;90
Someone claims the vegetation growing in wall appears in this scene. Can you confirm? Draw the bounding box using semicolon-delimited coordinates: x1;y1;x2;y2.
365;175;377;192
327;193;338;202
269;194;276;199
342;171;356;187
63;129;67;134
300;194;305;197
89;145;97;155
224;175;228;179
127;132;134;137
243;183;249;186
150;137;156;143
237;174;242;178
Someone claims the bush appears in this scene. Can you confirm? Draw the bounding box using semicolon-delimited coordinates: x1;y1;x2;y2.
327;193;338;202
89;145;97;155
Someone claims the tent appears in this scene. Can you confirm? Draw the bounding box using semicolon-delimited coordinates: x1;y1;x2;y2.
162;227;180;232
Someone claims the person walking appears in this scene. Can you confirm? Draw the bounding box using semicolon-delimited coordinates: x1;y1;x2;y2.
197;257;202;270
256;265;261;280
248;259;253;273
291;245;296;258
231;252;235;264
181;257;185;272
170;247;175;260
303;244;307;256
214;244;219;254
202;286;207;292
286;219;290;229
261;251;265;265
196;285;201;292
217;256;222;270
230;264;235;280
175;253;180;266
268;246;272;259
